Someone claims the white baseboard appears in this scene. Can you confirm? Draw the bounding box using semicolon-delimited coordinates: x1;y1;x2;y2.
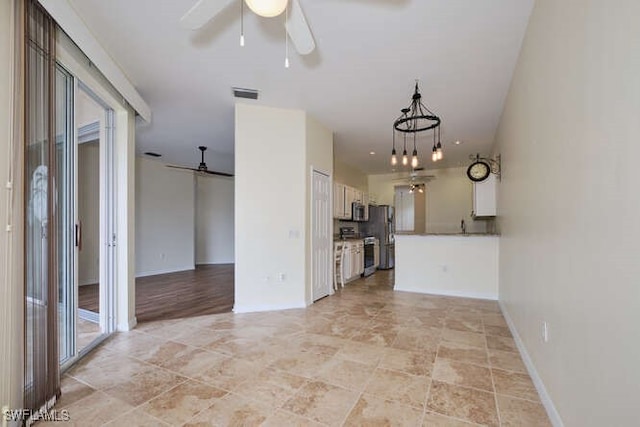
233;301;308;314
394;286;498;301
499;301;564;427
135;266;195;278
117;316;137;332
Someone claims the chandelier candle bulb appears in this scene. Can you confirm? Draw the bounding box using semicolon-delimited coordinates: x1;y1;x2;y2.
402;150;408;166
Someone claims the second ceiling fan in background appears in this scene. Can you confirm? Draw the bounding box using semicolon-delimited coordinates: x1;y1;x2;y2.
180;0;316;56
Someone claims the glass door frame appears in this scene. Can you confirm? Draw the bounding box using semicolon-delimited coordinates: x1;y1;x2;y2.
58;68;117;372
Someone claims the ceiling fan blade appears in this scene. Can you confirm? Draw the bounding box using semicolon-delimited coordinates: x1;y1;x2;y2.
179;0;234;30
201;169;234;177
166;164;199;172
286;0;315;55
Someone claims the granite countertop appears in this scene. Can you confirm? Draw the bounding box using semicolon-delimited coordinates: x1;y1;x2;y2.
333;236;366;241
395;232;500;237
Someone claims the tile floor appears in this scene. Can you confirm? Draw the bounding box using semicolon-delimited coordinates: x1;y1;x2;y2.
46;271;551;426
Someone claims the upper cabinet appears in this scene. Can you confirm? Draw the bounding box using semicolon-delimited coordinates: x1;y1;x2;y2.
333;181;369;220
472;174;497;217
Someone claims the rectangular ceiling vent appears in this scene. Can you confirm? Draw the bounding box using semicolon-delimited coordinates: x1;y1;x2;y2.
232;87;259;100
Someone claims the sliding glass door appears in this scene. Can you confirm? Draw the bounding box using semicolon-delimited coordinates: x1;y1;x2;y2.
54;67;116;371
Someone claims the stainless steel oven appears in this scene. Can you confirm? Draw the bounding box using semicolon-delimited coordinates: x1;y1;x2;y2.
363;237;377;276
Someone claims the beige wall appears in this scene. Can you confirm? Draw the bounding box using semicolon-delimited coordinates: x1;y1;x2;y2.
78;142;100;285
235;104;307;312
195;175;235;265
368;167;487;234
493;0;640;425
135;157;195;277
333;158;367;191
235;104;333;311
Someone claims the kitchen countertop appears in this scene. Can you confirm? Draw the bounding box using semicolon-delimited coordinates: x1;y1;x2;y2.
395;232;500;237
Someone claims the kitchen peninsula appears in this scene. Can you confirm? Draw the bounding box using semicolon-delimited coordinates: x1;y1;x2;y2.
395;233;499;300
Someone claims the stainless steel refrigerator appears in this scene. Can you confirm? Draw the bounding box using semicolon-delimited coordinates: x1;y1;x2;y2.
362;205;395;269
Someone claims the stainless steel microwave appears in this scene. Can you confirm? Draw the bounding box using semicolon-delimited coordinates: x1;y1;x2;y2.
352;202;366;222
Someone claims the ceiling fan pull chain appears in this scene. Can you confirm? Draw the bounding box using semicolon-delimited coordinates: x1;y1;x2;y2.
240;0;245;46
284;1;290;68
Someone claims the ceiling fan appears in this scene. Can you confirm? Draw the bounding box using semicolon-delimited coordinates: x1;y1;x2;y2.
393;168;435;184
180;0;316;55
166;146;234;177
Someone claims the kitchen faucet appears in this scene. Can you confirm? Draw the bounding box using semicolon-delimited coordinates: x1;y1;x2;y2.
460;219;466;234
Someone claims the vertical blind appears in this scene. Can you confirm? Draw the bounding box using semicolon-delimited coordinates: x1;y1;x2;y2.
23;0;60;423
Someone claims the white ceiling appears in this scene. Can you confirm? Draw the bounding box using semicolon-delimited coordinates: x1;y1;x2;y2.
68;0;533;175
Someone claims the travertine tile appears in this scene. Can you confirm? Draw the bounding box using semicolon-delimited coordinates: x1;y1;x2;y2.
103;366;186;406
442;328;487;349
334;340;387;366
261;410;325;427
140;380;227;425
488;349;527;373
380;347;435;377
485;325;513;338
57;270;547;426
363;368;430;408
437;341;489;366
344;394;423;426
422;411;482;426
56;375;96;408
281;380;360;425
433;358;494;392
104;408;171;426
444;317;484;333
427;381;499;427
492;368;540;402
63;391;135;426
183;393;273;426
314;357;376;391
231;368;307;407
486;335;517;352
497;394;552;426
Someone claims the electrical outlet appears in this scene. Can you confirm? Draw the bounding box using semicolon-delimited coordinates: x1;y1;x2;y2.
543;321;549;343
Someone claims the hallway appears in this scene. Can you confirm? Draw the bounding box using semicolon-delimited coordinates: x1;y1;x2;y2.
54;271;550;426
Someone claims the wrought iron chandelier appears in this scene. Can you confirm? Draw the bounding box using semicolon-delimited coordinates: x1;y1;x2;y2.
391;82;443;168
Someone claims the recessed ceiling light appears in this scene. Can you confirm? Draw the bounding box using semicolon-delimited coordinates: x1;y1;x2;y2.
369;151;376;155
454;140;463;145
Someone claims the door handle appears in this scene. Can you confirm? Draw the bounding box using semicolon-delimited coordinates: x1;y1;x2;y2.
75;221;82;250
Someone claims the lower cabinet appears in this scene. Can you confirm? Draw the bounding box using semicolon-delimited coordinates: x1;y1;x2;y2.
336;240;364;283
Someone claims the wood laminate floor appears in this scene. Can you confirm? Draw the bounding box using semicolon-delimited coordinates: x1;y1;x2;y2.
77;264;234;323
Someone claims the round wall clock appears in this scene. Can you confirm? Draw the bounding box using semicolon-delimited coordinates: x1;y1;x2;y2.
467;161;491;182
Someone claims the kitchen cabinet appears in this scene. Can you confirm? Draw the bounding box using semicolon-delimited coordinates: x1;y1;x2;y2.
473;174;497;217
333;183;350;219
336;239;364;282
333;181;370;221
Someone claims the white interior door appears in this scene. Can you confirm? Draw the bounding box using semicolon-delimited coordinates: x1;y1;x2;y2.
312;170;331;301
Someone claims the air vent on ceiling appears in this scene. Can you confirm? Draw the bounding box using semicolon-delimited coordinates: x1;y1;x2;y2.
232;87;259;100
144;152;162;157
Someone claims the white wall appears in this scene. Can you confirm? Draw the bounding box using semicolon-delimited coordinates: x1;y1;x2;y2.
493;1;640;425
135;157;195;276
305;115;334;303
395;235;499;300
334;158;367;191
368;167;487;233
235;104;307;312
195;175;234;264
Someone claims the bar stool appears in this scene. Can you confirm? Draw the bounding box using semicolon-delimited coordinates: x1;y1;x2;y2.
334;242;345;290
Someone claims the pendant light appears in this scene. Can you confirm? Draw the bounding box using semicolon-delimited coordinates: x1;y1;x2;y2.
391;81;443;168
390;129;398;166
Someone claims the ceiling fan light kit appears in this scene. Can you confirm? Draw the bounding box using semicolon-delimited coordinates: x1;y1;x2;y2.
245;0;288;18
391;82;443;168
